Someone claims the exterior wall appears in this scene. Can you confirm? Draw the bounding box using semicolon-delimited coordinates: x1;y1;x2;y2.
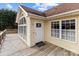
25;16;31;47
44;15;79;54
17;6;45;47
18;16;31;47
17;8;32;47
77;16;79;45
30;19;36;46
30;18;45;46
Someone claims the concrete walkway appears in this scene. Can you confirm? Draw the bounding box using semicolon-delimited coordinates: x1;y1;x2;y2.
0;34;78;56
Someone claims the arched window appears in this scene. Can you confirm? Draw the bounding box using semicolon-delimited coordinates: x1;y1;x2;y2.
19;17;26;25
18;17;27;40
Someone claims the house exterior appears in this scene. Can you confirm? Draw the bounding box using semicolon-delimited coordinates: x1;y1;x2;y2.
16;3;79;54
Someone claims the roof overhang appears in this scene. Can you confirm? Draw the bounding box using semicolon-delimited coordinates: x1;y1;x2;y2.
16;5;47;23
16;5;79;22
28;13;46;20
16;5;29;23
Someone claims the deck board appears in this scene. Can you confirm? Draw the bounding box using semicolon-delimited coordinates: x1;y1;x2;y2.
0;34;78;56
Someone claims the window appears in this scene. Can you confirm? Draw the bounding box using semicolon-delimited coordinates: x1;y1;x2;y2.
19;17;26;25
51;19;76;42
51;21;60;38
61;19;75;42
18;17;27;40
36;23;41;27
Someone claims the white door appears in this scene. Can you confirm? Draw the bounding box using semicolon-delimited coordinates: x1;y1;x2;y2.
35;22;44;43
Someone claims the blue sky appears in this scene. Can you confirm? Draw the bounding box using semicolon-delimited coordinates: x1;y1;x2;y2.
0;3;60;12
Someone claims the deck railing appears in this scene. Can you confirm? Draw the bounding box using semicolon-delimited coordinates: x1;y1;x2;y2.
0;30;7;46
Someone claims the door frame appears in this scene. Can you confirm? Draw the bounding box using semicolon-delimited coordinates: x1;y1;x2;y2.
34;20;44;43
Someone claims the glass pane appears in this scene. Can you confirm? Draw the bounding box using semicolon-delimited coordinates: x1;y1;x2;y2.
71;19;75;23
51;21;59;29
66;23;71;29
23;18;26;24
62;21;66;29
71;23;75;29
19;17;26;25
36;23;41;27
56;23;59;29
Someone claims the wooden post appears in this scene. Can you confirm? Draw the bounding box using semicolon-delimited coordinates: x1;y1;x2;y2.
0;29;7;47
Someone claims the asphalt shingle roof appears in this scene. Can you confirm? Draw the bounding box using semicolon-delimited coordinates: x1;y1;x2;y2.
20;3;79;17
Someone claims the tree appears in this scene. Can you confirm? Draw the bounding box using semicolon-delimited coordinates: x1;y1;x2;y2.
0;9;17;31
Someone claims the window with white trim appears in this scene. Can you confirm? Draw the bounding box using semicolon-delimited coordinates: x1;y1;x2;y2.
18;17;27;39
51;19;75;42
51;21;60;38
61;19;75;42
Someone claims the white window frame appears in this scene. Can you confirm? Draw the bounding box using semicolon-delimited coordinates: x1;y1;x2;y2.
51;18;77;43
18;16;27;39
51;20;60;39
61;19;75;42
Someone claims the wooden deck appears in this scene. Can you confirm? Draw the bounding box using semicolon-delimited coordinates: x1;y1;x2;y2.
0;34;78;56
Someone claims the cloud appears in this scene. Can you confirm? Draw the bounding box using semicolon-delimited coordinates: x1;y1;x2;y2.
38;7;48;11
33;3;59;12
6;4;13;9
43;3;59;6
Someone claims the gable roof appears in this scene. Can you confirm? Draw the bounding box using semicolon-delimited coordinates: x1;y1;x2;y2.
20;5;46;17
20;3;79;17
